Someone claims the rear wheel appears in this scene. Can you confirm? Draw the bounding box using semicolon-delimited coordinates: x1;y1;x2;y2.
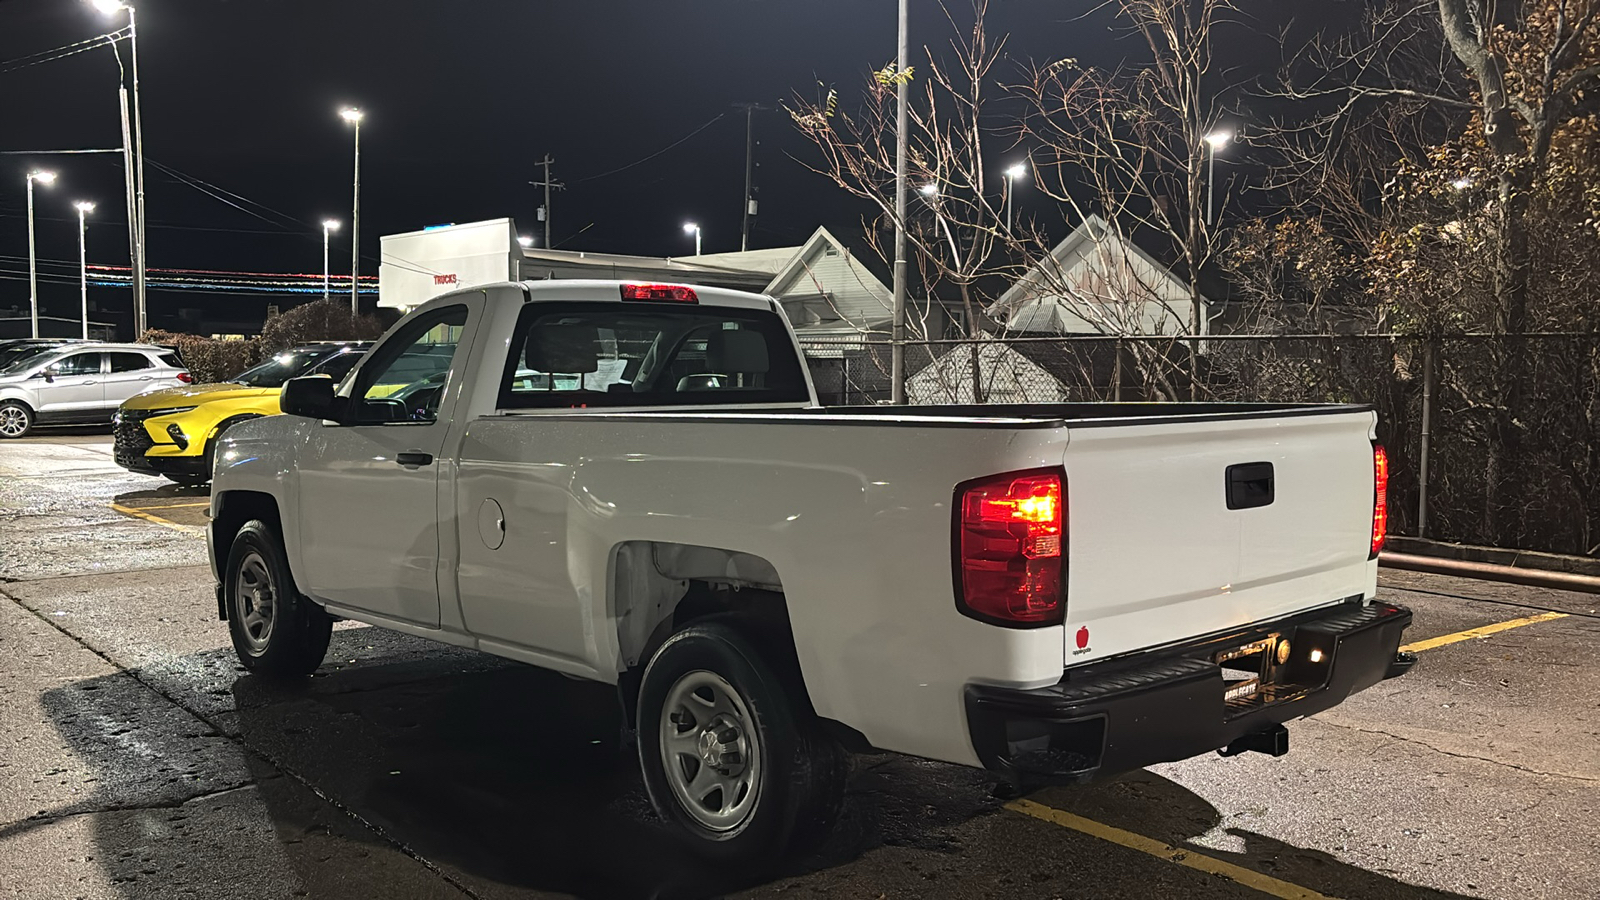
225;519;331;677
637;622;845;864
0;401;33;439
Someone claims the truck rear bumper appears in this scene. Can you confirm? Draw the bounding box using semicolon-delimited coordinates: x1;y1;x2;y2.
964;600;1412;784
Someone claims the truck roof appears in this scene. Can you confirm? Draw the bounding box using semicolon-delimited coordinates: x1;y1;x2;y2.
518;279;777;312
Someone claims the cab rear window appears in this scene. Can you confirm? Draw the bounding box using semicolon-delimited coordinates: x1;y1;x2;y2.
497;302;809;409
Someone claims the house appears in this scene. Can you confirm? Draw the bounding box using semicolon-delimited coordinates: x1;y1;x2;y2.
905;215;1212;404
991;214;1211;337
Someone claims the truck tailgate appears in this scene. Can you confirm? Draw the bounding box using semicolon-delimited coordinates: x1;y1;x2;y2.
1062;409;1378;665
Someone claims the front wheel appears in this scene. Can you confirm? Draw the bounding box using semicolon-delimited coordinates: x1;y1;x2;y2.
224;519;331;677
637;622;845;864
0;401;33;439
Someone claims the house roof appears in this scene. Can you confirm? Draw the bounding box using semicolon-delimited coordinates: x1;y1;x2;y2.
763;226;891;303
994;214;1212;317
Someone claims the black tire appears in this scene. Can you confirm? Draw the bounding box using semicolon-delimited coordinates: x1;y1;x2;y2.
637;621;846;864
224;519;332;677
0;400;33;439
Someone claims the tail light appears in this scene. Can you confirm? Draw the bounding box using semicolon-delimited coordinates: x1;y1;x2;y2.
955;469;1066;627
1370;443;1389;558
176;371;193;384
621;283;698;303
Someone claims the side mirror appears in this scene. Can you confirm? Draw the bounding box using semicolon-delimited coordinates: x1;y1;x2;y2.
280;376;342;421
38;369;54;383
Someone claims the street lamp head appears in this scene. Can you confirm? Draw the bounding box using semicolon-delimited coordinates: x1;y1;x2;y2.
1005;163;1027;180
28;170;57;185
919;183;939;197
90;0;129;14
517;235;533;248
74;201;96;213
322;219;342;231
1450;177;1473;191
683;222;699;235
340;107;364;124
1204;130;1233;151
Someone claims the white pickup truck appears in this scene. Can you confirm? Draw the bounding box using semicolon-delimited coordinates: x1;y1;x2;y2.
206;280;1413;860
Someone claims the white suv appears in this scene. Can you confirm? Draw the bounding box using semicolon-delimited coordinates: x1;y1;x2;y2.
0;343;190;438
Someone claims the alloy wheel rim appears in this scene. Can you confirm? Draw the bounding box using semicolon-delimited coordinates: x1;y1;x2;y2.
0;407;27;437
234;550;276;654
659;669;762;832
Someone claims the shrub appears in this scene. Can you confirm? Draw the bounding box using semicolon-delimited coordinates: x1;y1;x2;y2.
141;300;388;384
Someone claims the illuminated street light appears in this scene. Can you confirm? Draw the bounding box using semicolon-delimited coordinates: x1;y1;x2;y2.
25;171;57;338
919;183;939;197
518;235;534;248
89;0;149;334
340;107;364;315
1204;129;1233;228
683;222;702;256
1451;177;1473;191
1003;163;1027;232
74;202;96;340
321;219;341;301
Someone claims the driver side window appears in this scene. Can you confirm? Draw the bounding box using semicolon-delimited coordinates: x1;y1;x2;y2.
350;305;469;424
52;353;103;377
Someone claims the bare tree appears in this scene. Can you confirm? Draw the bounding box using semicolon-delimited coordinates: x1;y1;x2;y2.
790;0;1025;402
1016;0;1239;399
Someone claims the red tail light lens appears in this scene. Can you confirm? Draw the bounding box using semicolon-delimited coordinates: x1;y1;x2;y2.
1370;443;1389;558
621;283;698;302
176;371;193;384
955;469;1066;627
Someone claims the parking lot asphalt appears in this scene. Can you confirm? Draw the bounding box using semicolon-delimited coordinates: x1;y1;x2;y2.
3;432;1597;900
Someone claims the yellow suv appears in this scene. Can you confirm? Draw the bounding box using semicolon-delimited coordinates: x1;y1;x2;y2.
113;342;369;485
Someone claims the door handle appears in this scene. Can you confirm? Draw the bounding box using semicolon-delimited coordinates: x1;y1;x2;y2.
83;379;98;385
396;451;433;468
138;375;153;381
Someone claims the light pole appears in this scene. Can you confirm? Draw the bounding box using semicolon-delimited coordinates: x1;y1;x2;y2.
25;171;57;339
1003;163;1027;233
74;201;96;340
91;0;148;335
1204;130;1231;229
891;0;909;405
341;107;363;315
683;222;702;256
321;219;341;302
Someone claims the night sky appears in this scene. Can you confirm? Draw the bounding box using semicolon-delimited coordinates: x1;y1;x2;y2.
0;0;1342;335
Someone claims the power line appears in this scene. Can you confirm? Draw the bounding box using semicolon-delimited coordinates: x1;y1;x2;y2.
0;28;129;74
570;112;728;184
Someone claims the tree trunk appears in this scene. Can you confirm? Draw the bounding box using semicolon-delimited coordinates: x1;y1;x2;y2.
960;281;984;404
1484;168;1532;544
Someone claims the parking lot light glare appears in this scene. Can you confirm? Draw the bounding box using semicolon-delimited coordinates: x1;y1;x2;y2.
91;0;128;13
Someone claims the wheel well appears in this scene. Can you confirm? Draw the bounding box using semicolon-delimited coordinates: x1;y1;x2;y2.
613;541;811;725
209;413;262;442
0;397;34;413
210;490;282;592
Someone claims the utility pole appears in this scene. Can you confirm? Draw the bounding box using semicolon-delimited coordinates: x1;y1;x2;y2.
891;0;909;405
531;156;564;249
733;102;771;251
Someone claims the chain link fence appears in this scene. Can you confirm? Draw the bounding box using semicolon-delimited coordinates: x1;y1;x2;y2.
798;333;1600;558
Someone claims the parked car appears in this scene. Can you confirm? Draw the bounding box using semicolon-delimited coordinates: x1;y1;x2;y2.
207;280;1412;862
0;338;86;371
113;342;370;485
0;343;188;439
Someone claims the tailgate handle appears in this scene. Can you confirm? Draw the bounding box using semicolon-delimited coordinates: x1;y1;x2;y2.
1226;462;1274;510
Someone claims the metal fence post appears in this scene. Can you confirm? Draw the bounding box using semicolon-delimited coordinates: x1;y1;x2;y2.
1417;337;1436;538
1113;336;1123;402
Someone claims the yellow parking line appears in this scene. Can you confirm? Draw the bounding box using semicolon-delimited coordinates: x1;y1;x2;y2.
1006;798;1335;900
1400;611;1568;653
120;500;210;511
110;502;205;537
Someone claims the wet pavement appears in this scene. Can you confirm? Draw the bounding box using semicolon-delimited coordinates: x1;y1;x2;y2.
2;432;1597;899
